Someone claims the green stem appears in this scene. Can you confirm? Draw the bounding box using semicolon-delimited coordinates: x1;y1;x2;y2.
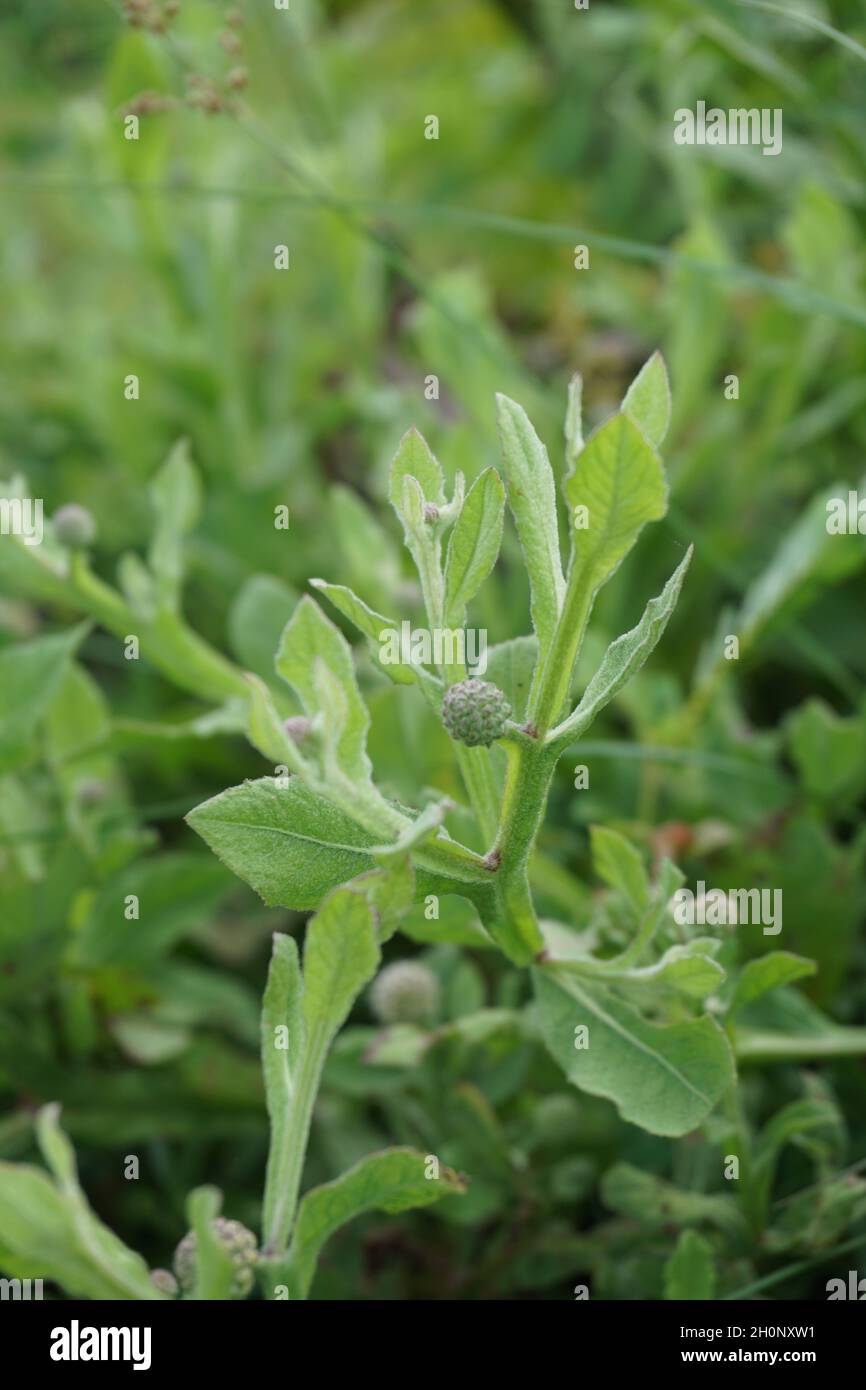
262;1021;329;1257
484;737;557;963
454;743;500;845
530;565;594;734
69;553;250;705
734;1030;866;1062
722;1081;761;1239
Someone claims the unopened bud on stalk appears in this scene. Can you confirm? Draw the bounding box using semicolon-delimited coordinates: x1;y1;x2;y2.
441;678;511;747
283;716;313;746
150;1268;179;1296
53;504;97;549
173;1218;258;1299
370;960;440;1025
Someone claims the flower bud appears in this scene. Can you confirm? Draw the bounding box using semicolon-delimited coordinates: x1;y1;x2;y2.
53;504;96;549
441;678;510;747
173;1217;258;1299
283;716;313;745
370;960;440;1025
150;1268;179;1296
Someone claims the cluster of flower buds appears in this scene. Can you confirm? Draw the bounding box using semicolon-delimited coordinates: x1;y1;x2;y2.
121;90;179;118
121;0;180;33
185;74;227;115
219;8;248;92
173;1218;258;1299
441;678;512;748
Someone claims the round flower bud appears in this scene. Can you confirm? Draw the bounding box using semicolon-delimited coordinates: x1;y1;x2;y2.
77;778;108;806
283;716;313;745
173;1217;258;1299
441;678;511;747
53;504;97;549
150;1268;179;1296
370;960;440;1025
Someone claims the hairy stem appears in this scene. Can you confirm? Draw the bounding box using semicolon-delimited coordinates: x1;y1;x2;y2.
530;563;595;734
262;1020;329;1257
485;737;557;962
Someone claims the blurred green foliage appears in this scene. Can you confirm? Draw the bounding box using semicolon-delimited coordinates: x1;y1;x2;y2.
0;0;865;1299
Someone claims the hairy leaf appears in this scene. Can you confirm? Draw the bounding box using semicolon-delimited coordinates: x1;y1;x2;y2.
287;1148;465;1297
495;393;565;655
533;970;735;1136
444;467;505;626
550;548;692;747
564;412;668;596
622;351;672;449
663;1230;716;1300
277;596;373;784
148;439;201;611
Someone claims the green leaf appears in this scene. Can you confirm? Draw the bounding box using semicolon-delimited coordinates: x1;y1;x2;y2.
664;1230;716;1300
533;970;735;1137
564;412;668;596
752;1079;846;1231
368;800;448;860
287;1148;465;1297
443;467;505;626
309;579;416;686
590;825;650;914
766;1174;866;1255
73;852;231;969
187;1186;236;1300
0;1104;163;1300
301;887;381;1042
787;699;866;802
148;439;202;611
276;595;373;785
755;1087;845;1190
564;373;584;474
601;1162;743;1235
495;393;565;654
187;776;380;909
401;893;492;948
734;986;866;1062
244;672;309;768
228;574;298;681
620;942;726;1000
484;635;538;722
736;487;863;650
351;855;416;942
260;934;305;1242
550;547;692;748
729;952;817;1018
0;1164;158;1299
258;928;307;1267
188;775;488;910
117;551;156;620
622;351;672;450
0;624;88;774
389;428;445;520
45;662;111;770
